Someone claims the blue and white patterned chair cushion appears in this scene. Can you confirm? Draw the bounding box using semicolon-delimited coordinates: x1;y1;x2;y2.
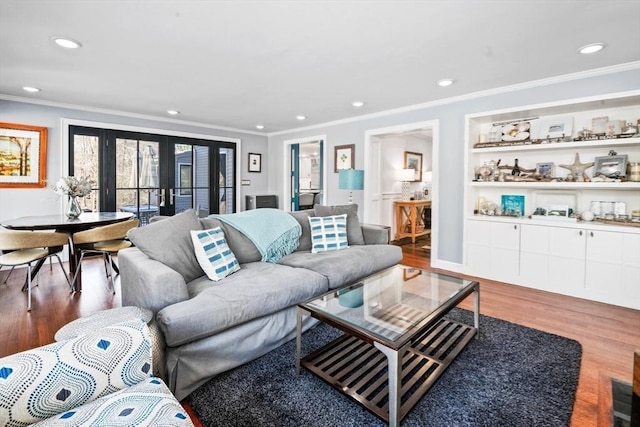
32;377;193;426
309;214;349;253
191;227;240;281
0;320;152;426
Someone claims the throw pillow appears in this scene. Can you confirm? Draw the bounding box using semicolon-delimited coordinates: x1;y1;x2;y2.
313;204;365;245
309;214;349;253
191;227;240;281
127;209;204;283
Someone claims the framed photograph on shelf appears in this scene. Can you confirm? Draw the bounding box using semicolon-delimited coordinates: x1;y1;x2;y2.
537;116;573;140
501;194;525;217
535;162;554;178
593;154;628;178
334;144;354;172
404;151;423;181
0;122;47;188
248;153;262;173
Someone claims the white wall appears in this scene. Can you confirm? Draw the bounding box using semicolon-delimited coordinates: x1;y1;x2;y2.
0;100;268;221
266;66;640;269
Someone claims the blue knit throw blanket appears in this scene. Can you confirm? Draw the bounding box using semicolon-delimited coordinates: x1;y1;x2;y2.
208;209;301;263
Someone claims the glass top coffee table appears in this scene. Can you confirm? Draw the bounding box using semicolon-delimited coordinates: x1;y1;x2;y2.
296;265;479;426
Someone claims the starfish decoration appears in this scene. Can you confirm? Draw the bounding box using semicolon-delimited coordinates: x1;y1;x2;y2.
559;153;594;178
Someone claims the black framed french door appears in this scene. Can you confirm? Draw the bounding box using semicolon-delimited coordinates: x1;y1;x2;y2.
69;126;236;224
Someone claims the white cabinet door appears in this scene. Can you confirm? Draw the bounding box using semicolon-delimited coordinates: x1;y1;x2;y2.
465;220;492;278
585;229;640;309
465;220;520;284
490;222;520;284
520;224;550;291
547;227;587;297
521;224;586;296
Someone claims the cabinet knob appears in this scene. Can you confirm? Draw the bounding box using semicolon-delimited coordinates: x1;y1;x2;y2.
514;224;517;230
590;231;594;237
579;230;583;236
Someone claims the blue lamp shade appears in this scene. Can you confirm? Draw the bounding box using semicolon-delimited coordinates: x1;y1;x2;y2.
338;169;364;191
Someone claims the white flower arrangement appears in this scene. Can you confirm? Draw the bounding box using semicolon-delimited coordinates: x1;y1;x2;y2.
54;176;94;198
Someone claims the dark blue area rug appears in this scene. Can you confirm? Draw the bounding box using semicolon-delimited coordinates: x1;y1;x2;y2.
187;309;582;426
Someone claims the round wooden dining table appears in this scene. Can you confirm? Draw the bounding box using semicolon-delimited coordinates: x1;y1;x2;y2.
1;212;135;290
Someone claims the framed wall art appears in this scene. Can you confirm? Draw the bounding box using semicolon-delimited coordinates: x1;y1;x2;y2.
334;144;354;173
248;153;262;173
404;151;422;182
0;122;47;188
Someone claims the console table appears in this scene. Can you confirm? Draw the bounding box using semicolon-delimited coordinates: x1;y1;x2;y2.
394;200;431;243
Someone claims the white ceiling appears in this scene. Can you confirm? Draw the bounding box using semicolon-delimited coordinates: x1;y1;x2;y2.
1;1;639;134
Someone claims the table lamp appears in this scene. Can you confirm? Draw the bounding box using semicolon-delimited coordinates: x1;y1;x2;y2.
339;169;364;203
398;169;415;200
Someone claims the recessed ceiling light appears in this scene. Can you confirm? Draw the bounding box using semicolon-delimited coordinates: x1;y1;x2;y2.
578;43;605;54
437;78;455;87
167;110;180;115
352;101;365;108
256;124;265;130
296;115;306;121
22;86;41;93
52;37;82;49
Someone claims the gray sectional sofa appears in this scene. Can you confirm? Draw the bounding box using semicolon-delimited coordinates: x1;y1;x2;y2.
119;205;402;400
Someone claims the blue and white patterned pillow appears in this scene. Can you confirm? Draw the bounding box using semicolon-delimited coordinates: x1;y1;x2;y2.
191;227;240;281
0;320;152;426
309;214;349;253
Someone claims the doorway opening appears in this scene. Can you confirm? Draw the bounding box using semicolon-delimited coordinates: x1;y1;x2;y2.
283;135;326;212
364;120;439;266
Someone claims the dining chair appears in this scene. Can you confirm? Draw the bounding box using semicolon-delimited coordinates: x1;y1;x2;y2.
0;229;72;311
70;219;139;293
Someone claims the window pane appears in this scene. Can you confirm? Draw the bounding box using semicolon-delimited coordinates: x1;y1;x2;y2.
73;135;99;212
117;138;159;224
174;144;192;214
219;147;234;213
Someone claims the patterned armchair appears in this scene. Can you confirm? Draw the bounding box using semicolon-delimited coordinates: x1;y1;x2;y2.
0;320;193;426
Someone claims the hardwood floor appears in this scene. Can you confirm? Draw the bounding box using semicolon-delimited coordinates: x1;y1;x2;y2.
1;241;638;427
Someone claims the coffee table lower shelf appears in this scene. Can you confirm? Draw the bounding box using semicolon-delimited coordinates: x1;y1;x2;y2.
301;317;476;424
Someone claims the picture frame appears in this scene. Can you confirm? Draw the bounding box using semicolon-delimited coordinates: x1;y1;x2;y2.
593;154;628;178
0;122;47;188
535;162;555;178
248;152;262;173
546;204;570;218
334;144;355;173
501;194;525;217
537;116;573;140
404;151;423;182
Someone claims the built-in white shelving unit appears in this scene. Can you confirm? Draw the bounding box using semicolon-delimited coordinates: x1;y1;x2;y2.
463;90;640;309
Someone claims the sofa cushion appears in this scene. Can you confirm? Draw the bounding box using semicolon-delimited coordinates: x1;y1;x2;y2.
278;244;403;289
200;218;261;264
157;263;329;347
314;204;365;245
191;227;240;281
127;209;203;283
0;320;152;426
309;214;348;253
33;377;193;426
290;210;313;252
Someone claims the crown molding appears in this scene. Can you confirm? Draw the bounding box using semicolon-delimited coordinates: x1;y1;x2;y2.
268;61;640;136
0;94;268;137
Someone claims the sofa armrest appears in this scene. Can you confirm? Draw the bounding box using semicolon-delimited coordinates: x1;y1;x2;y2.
119;247;190;315
361;223;391;245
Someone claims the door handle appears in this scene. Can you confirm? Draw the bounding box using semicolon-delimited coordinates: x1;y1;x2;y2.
159;189;165;207
170;189;175;206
